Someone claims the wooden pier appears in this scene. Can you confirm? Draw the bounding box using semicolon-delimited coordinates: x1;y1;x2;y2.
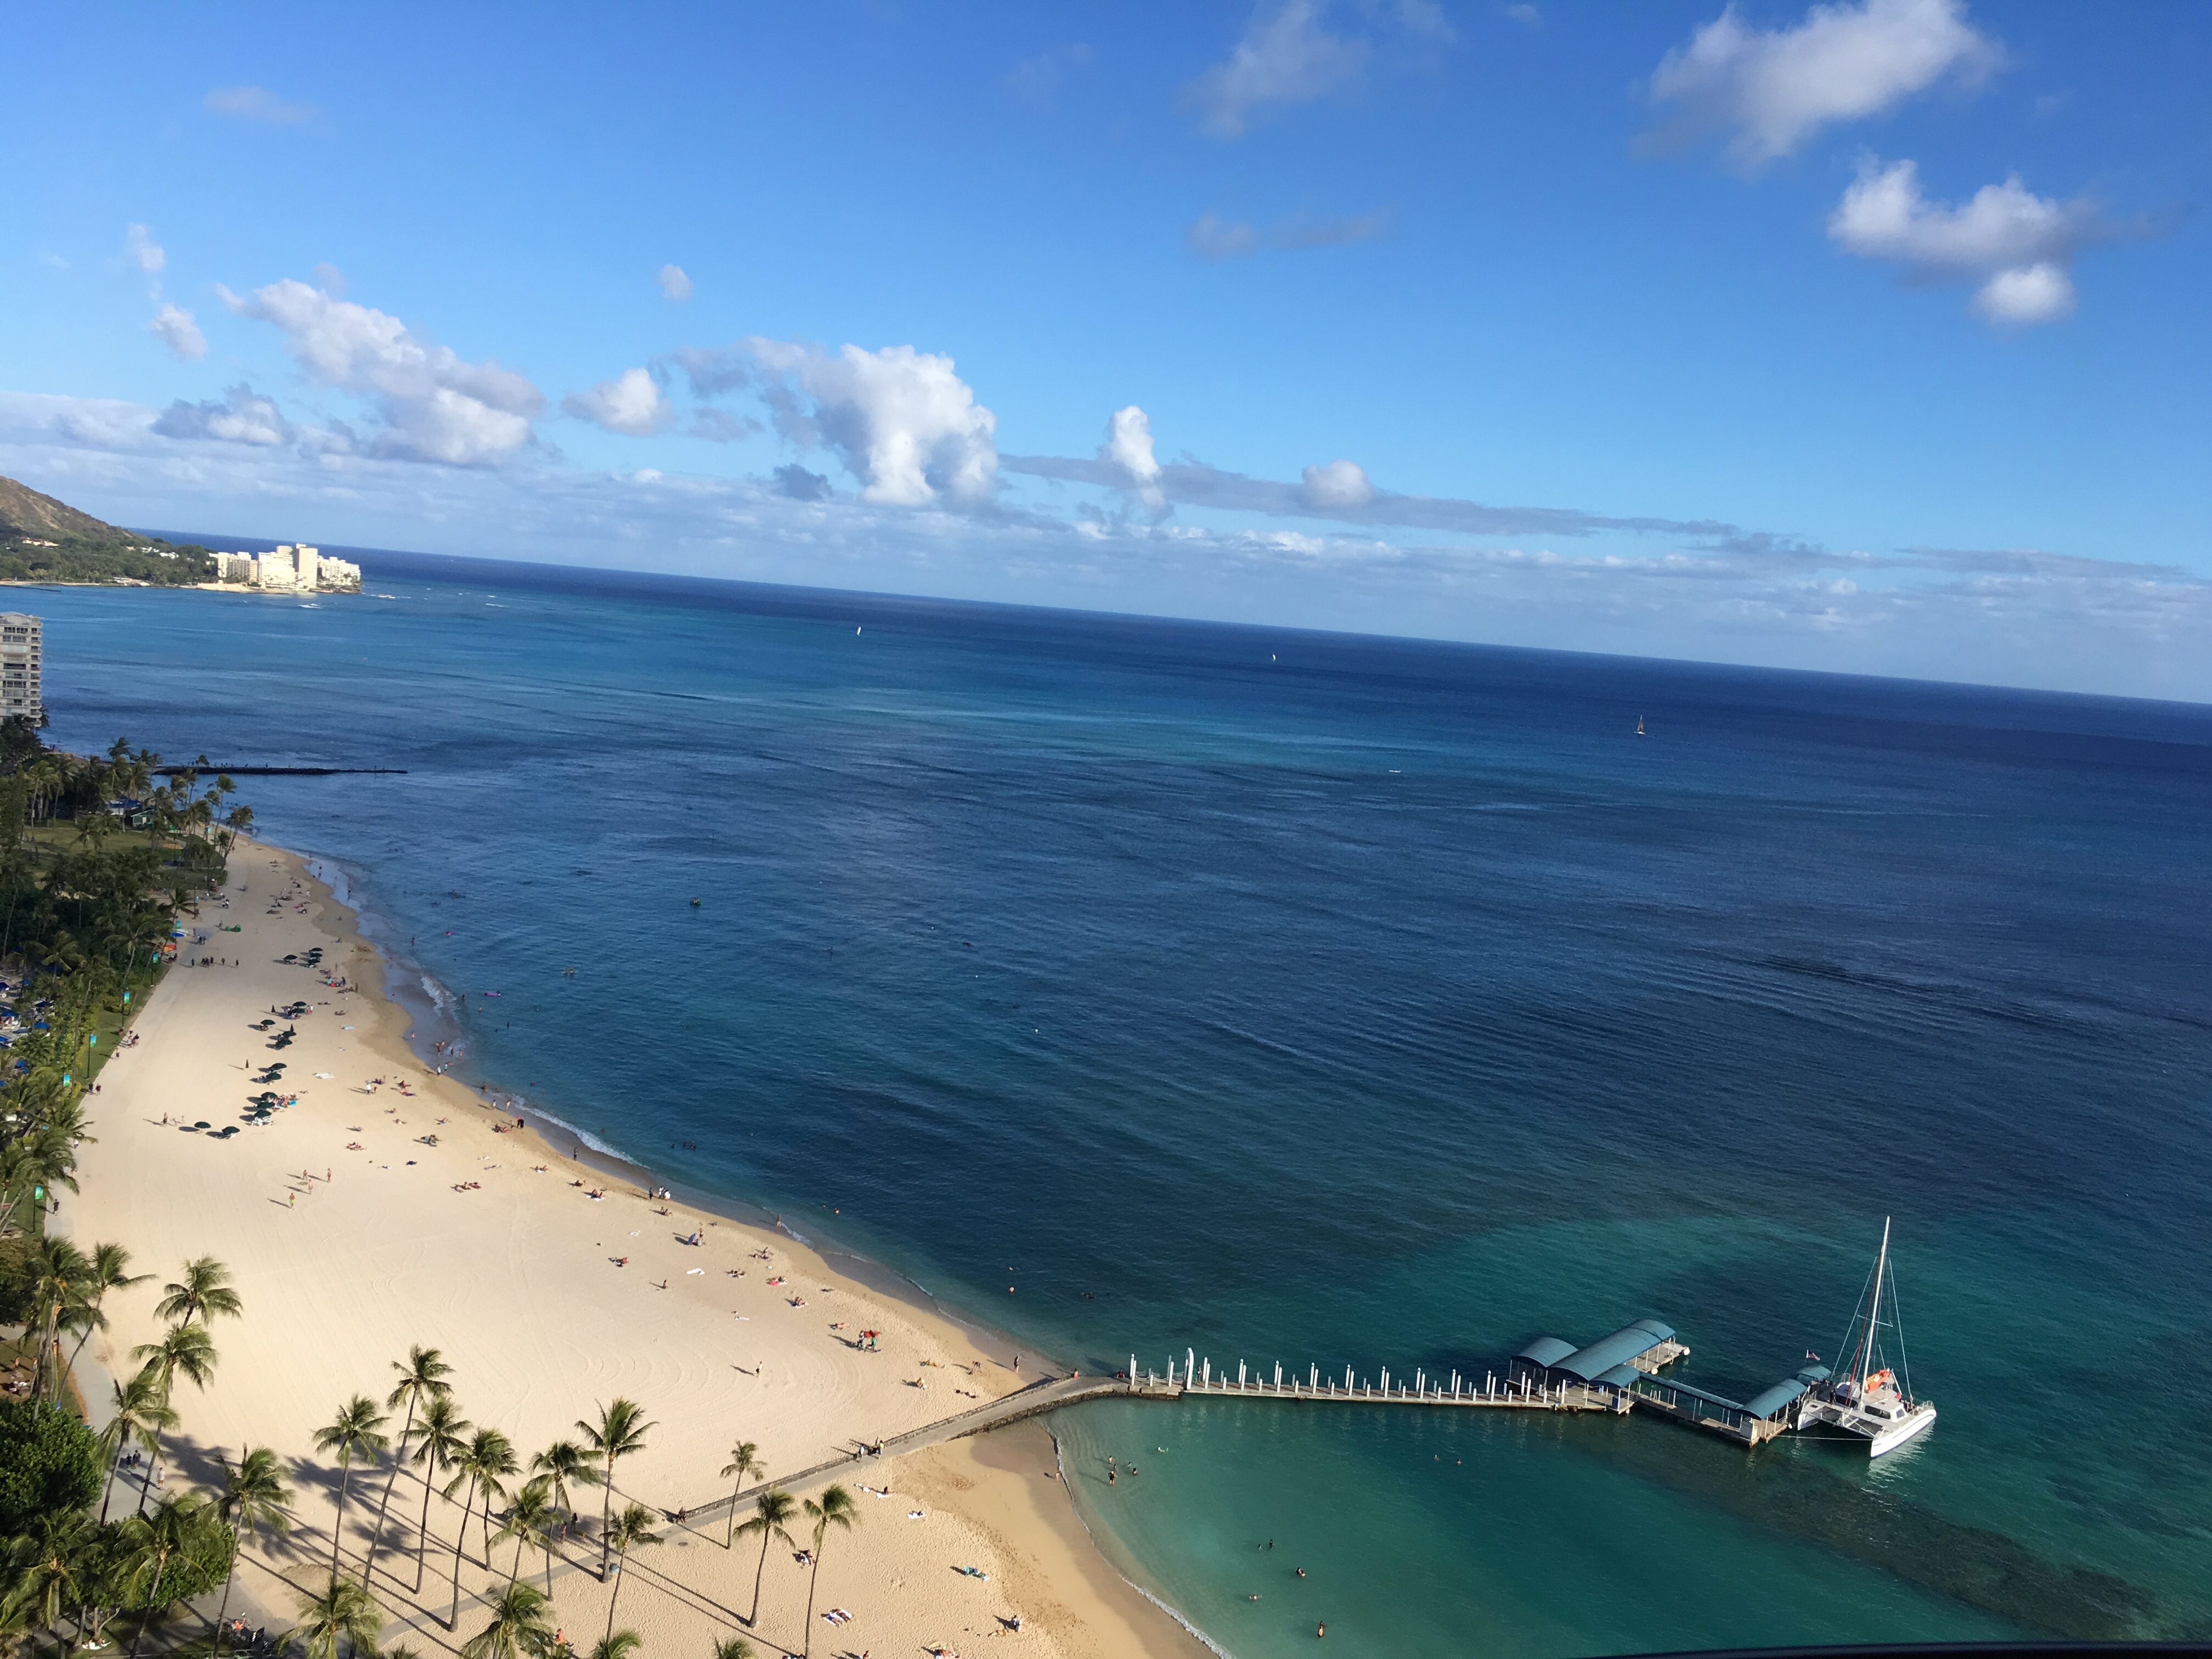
1132;1351;1627;1415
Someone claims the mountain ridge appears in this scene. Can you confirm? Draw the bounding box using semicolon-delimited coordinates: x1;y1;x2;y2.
0;474;130;543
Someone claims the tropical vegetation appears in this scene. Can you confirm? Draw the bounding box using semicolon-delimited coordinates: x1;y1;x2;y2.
0;733;876;1655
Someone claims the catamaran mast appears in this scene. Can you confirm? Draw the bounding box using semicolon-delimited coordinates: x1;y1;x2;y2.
1861;1216;1892;1393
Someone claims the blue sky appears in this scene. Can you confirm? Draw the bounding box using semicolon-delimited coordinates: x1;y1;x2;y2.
4;1;2208;697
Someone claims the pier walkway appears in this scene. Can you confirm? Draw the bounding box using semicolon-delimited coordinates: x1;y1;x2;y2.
682;1353;1623;1533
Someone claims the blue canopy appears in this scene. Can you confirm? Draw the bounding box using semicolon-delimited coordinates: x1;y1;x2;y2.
1551;1319;1677;1383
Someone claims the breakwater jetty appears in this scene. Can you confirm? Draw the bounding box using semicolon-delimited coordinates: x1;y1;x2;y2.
154;764;408;776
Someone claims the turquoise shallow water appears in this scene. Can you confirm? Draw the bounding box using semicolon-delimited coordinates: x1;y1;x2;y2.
43;555;2212;1653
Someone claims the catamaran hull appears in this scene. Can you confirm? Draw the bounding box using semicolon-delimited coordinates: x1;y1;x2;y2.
1867;1404;1935;1455
1797;1401;1936;1455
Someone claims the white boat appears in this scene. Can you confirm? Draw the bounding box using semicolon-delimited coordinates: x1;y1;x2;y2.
1796;1217;1937;1456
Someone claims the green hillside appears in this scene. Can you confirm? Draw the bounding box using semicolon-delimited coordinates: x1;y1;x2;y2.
0;475;214;585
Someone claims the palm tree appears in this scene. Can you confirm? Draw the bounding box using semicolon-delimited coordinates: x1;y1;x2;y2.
211;1447;294;1655
718;1442;761;1549
528;1440;597;1543
120;1494;224;1659
27;1234;90;1404
406;1396;472;1593
10;1508;95;1638
490;1477;557;1592
798;1487;857;1659
588;1634;640;1659
600;1505;662;1645
364;1346;452;1584
575;1400;654;1578
445;1429;517;1629
98;1372;177;1523
63;1240;146;1378
712;1640;755;1659
731;1489;796;1628
155;1255;244;1327
313;1396;392;1573
459;1579;554;1659
128;1322;218;1515
286;1574;384;1659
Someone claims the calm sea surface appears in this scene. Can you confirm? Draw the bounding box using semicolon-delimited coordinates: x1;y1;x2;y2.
47;558;2212;1654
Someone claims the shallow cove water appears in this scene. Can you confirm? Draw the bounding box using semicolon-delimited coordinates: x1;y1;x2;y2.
46;556;2212;1655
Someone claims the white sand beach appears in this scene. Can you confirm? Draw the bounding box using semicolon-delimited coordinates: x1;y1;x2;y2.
67;840;1205;1659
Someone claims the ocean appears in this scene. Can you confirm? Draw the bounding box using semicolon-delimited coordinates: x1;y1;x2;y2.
46;557;2212;1654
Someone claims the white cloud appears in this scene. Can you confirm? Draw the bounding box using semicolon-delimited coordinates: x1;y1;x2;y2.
313;262;347;297
1185;1;1370;138
688;408;762;444
1100;407;1165;511
1301;458;1376;509
8;385;2212;700
747;339;997;507
1829;157;2104;325
1650;0;1995;168
772;463;831;501
1188;213;1261;261
153;383;292;446
125;224;166;277
204;86;316;124
1187;208;1392;260
1504;4;1542;27
1971;262;2073;325
563;366;675;437
148;303;207;361
657;264;693;302
221;276;544;464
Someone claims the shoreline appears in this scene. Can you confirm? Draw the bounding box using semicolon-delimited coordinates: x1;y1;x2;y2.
72;834;1207;1659
300;853;1064;1383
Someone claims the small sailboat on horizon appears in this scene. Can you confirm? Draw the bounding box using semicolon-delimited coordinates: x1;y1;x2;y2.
1636;715;1645;736
1797;1217;1937;1455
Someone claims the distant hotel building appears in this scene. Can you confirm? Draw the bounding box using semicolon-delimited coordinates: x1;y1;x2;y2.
0;614;43;726
212;544;362;592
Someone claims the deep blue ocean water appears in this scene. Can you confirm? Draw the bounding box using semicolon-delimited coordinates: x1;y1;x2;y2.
45;558;2212;1654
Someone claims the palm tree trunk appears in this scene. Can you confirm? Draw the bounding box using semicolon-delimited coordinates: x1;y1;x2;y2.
37;1300;60;1406
100;1444;125;1524
509;1535;526;1590
363;1400;418;1584
748;1531;772;1626
414;1463;441;1594
726;1481;740;1549
543;1544;555;1599
211;1555;238;1655
138;1432;166;1520
598;1459;614;1578
126;1555;170;1659
332;1463;355;1574
603;1549;627;1645
63;1303;105;1381
448;1477;476;1630
802;1543;825;1659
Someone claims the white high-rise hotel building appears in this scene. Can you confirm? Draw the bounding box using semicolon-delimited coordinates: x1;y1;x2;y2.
211;544;362;591
0;614;43;725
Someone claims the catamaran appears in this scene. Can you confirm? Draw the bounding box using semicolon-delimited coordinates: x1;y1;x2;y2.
1796;1218;1937;1455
